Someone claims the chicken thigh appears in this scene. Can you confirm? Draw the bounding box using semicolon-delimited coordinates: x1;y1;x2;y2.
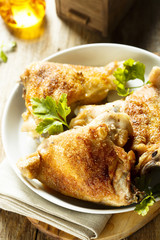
17;112;136;207
21;61;122;111
124;67;160;172
20;61;122;137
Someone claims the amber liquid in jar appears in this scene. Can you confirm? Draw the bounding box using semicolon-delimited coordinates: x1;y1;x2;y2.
0;0;46;39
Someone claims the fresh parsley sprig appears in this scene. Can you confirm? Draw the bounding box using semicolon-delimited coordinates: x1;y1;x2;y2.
135;194;155;216
113;59;145;96
0;50;7;63
0;41;17;63
31;93;71;136
134;175;160;216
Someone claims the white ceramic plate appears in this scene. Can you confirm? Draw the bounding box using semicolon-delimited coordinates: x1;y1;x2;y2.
2;43;160;214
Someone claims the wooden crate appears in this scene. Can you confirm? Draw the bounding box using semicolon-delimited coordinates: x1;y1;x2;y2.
55;0;136;36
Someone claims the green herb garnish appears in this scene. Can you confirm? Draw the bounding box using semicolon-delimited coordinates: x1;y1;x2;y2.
31;94;71;136
113;59;145;96
0;50;7;63
134;175;160;216
135;195;155;216
0;41;17;63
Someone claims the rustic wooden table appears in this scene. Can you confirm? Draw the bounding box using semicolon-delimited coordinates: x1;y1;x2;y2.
1;0;160;239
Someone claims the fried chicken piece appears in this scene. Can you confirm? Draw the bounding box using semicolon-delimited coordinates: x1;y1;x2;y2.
17;112;136;207
21;61;122;137
123;84;160;155
124;67;160;172
21;61;121;111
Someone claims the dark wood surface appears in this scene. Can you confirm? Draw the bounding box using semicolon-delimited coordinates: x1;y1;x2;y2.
1;0;160;239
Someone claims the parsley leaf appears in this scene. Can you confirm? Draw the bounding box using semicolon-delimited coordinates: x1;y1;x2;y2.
0;50;7;63
57;93;71;123
135;195;155;216
134;175;160;216
36;119;64;135
113;59;145;96
0;41;17;63
31;94;71;136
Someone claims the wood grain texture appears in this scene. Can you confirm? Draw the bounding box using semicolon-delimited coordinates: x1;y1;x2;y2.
1;0;160;239
0;210;37;240
55;0;136;36
28;201;160;240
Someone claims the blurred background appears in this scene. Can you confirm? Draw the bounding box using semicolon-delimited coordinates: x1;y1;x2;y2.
1;0;160;88
0;0;160;75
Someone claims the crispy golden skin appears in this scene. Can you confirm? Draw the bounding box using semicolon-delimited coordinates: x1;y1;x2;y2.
17;113;136;207
123;84;160;154
123;67;160;172
21;61;121;113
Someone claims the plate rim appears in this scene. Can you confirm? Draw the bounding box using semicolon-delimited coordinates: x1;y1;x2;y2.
42;43;160;62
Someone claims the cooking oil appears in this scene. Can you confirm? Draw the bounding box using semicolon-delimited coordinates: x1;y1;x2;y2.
0;0;46;39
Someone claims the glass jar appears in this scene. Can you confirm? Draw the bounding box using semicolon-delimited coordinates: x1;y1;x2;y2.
0;0;46;39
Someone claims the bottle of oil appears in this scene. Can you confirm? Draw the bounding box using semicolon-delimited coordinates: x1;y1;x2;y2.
0;0;46;39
